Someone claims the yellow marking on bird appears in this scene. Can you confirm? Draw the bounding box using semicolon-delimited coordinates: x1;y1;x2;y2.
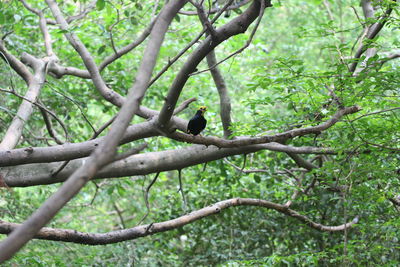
199;106;207;113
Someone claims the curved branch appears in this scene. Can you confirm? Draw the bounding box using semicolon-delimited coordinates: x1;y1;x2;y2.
47;14;158;79
148;0;233;88
0;54;46;151
0;198;358;245
0;0;187;262
46;0;97;25
0;103;350;168
0;41;33;84
179;0;252;16
45;0;124;107
19;0;55;57
206;50;232;138
350;0;396;73
173;97;197;115
169;106;361;148
157;0;272;130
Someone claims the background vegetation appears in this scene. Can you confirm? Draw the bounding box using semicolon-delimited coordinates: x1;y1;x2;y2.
0;0;399;266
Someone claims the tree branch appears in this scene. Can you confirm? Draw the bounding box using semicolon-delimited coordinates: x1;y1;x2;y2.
2;143;336;188
0;198;358;245
0;0;187;262
206;50;233;138
169;106;361;148
0;54;47;150
350;0;396;73
179;0;252;16
45;0;124;107
157;0;272;130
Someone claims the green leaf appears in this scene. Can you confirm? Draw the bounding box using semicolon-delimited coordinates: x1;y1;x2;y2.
136;3;143;10
96;0;106;10
97;45;106;55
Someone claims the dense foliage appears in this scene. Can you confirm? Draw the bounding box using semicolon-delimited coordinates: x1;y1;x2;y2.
0;0;399;265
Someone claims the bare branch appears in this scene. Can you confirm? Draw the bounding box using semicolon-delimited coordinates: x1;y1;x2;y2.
138;172;160;225
0;54;47;150
45;0;124;107
0;198;359;245
206;50;233;138
350;0;395;73
169;106;361;148
3;143;337;188
0;120;157;167
179;0;251;16
113;203;126;229
0;88;70;144
0;0;187;262
46;0;97;25
350;107;400;122
20;0;55;57
148;0;233;88
190;0;219;39
99;16;158;72
157;0;272;130
0;42;33;84
47;14;158;79
190;0;266;76
177;169;187;211
173;97;197;115
39;104;64;145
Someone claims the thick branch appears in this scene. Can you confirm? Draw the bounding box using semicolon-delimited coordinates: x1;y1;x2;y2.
350;0;395;73
157;0;272;129
0;0;187;262
0;121;157;167
19;0;55;56
0;54;47;151
0;42;33;84
47;14;157;79
206;50;233;138
46;0;97;25
45;0;123;107
0;198;358;245
0;104;350;168
179;0;252;16
3;143;336;187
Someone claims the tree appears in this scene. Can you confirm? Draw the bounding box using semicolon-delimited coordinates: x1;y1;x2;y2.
0;0;399;265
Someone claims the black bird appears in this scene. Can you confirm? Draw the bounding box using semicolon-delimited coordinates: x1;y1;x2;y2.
187;106;207;135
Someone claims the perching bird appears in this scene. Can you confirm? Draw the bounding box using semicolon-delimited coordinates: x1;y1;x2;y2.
187;106;207;135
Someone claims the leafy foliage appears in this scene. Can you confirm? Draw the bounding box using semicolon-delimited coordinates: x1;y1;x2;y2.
1;0;400;266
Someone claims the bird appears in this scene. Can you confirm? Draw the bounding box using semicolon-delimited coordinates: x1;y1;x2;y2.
187;106;207;135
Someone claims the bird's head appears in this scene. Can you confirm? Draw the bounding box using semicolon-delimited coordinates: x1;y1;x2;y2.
198;106;207;115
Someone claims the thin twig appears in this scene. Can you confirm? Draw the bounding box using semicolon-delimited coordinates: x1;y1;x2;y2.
350;107;400;122
0;88;70;142
138;172;160;225
38;103;64;145
173;97;197;115
177;169;187;212
113;143;148;162
113;203;126;229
